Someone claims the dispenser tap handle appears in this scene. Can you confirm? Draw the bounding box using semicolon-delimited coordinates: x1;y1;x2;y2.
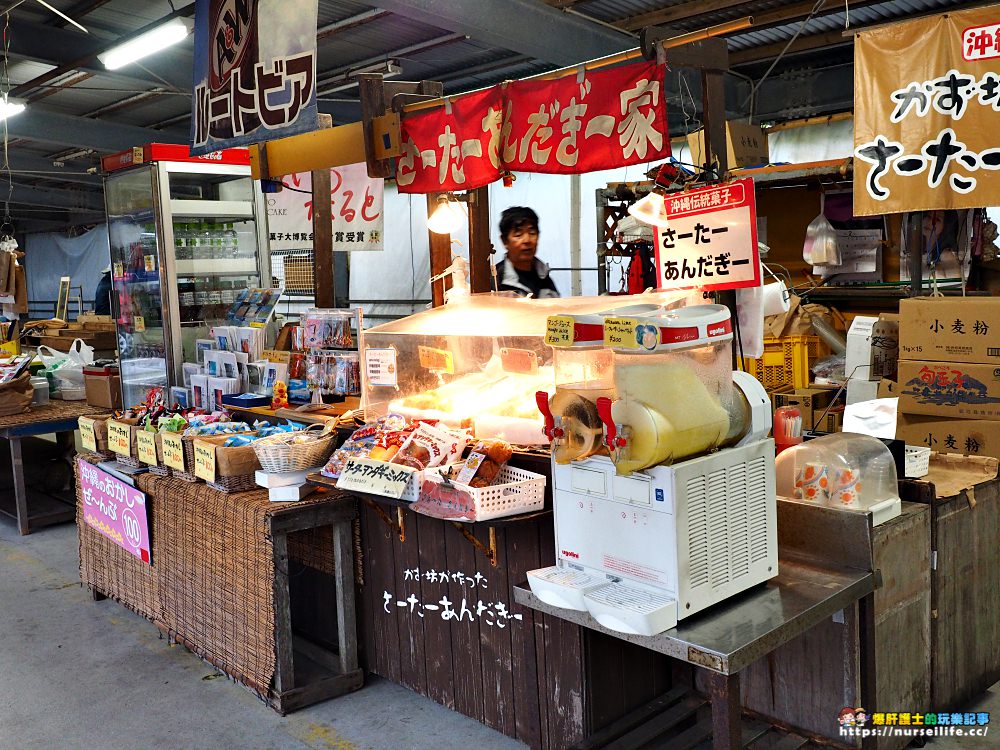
535;391;562;440
596;396;625;448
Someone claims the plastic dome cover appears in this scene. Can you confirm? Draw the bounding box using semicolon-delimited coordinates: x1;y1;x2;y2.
775;433;899;509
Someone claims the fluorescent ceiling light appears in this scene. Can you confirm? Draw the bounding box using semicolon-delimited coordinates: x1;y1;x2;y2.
98;18;193;71
0;97;26;121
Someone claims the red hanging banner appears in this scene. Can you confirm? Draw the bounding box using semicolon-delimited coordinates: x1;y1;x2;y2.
397;87;504;194
396;60;670;193
502;61;670;174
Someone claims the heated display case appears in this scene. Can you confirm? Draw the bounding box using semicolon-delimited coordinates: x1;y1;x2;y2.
103;144;269;406
360;292;689;446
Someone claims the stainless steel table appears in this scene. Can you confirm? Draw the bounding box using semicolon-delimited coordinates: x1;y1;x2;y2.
515;500;882;750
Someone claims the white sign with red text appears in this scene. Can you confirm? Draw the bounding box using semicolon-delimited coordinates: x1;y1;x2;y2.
267;162;384;252
654;177;760;292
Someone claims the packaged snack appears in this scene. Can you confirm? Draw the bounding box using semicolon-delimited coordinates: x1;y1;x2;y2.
412;478;477;521
321;414;408;478
390;422;469;471
453;439;513;488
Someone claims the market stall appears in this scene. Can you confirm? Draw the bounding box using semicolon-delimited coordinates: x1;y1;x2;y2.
76;455;362;714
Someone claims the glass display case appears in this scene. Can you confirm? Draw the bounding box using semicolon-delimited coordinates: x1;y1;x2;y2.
360;291;689;445
103;144;269;406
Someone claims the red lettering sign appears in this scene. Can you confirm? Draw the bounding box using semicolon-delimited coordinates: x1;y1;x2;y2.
397;60;670;193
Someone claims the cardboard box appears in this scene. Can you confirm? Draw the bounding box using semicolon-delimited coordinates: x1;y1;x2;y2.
686;120;768;169
896;413;1000;459
899;297;1000;365
877;379;899;398
815;408;844;433
847;378;880;405
898;359;1000;420
84;371;121;411
845;314;899;381
774;387;836;429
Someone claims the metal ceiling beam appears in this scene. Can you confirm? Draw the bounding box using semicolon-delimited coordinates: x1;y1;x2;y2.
621;0;752;31
370;0;635;66
8;17;191;97
4;182;104;212
4;109;184;151
4;153;101;185
731;30;849;66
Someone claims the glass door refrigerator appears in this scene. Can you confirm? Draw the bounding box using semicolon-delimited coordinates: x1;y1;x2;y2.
102;144;270;407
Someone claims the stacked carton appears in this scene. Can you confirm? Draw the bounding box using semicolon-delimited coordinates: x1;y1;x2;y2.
895;298;1000;459
845;313;899;405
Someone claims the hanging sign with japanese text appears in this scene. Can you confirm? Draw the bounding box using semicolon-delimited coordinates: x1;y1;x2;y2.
396;60;669;193
398;87;504;193
654;178;761;292
191;0;319;155
78;459;151;565
854;5;1000;215
266;163;384;251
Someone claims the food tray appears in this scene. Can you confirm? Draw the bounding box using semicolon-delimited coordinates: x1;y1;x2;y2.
414;465;546;522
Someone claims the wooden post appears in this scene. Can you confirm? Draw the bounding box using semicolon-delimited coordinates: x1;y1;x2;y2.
312;168;334;308
467;186;493;293
427;192;454;307
907;211;924;296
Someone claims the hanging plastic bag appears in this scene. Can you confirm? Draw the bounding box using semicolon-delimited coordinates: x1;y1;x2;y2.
803;213;841;266
66;338;95;367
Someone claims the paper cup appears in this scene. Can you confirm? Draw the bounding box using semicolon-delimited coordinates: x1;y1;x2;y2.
834;467;862;506
795;462;829;502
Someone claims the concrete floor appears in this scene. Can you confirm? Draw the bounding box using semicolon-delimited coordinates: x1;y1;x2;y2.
2;452;999;750
0;520;526;750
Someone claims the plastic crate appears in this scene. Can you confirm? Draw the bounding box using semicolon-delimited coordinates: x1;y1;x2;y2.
745;335;818;390
904;445;931;479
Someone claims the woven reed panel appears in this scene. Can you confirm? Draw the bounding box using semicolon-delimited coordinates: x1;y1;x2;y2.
140;473;278;695
77;458;163;622
0;400;101;430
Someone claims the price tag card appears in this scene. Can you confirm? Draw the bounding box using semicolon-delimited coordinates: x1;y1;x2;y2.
162;433;185;471
335;458;416;499
136;431;158;466
500;347;538;374
134;316;146;332
79;418;97;453
194;440;216;482
603;317;641;349
418;346;454;374
545;315;575;347
108;421;132;456
113;262;124;279
365;348;398;387
262;349;291;364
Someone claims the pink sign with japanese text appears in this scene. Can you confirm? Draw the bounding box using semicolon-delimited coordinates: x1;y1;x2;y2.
77;459;151;565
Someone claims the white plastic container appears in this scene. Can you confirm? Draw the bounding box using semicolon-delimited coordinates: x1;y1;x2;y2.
775;433;902;526
60;386;87;401
30;376;49;405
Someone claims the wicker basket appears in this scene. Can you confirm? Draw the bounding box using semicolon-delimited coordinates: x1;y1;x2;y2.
252;424;337;473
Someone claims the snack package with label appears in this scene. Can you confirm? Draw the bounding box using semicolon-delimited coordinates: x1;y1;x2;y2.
390;422;470;471
450;439;513;488
322;413;409;478
412;478;478;521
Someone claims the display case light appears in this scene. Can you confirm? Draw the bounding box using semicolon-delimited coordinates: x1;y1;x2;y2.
98;18;193;70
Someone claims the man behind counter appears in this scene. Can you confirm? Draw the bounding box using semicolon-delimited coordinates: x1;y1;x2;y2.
493;206;560;298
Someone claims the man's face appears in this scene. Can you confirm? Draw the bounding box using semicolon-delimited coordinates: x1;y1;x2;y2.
504;224;539;269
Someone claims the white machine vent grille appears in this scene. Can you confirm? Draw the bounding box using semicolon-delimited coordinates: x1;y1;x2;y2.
707;468;730;587
747;457;770;563
686;474;709;588
727;463;750;578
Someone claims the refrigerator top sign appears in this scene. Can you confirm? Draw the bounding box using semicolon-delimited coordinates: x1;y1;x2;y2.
654;177;761;293
101;143;251;174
